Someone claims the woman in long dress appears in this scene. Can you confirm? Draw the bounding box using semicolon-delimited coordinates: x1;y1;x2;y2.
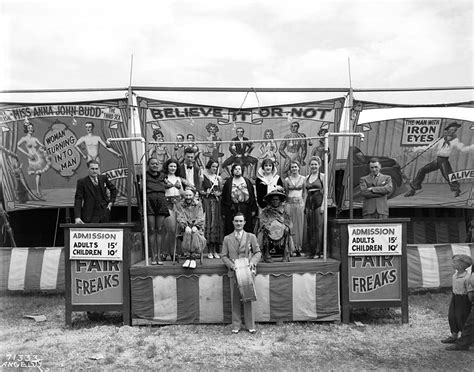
221;163;257;235
284;161;305;256
303;156;325;259
201;159;223;259
148;129;170;171
17;123;50;197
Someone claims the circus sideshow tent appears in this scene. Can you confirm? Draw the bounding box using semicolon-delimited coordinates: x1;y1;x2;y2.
0;86;473;297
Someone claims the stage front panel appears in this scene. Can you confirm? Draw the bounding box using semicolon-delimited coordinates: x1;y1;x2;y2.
130;259;341;324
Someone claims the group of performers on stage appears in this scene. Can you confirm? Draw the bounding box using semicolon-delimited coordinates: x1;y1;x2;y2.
141;143;327;267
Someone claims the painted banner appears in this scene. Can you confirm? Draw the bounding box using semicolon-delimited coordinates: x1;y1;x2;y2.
137;97;345;200
348;114;474;208
0;100;132;211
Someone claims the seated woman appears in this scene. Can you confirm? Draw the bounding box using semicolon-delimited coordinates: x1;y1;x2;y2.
257;187;294;263
176;188;207;269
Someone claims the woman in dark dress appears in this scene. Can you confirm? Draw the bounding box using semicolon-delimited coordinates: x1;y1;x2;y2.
303;156;325;259
145;158;170;265
255;158;283;210
221;163;257;235
201;159;223;258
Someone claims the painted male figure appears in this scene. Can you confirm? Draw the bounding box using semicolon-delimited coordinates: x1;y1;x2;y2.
221;212;261;334
359;158;392;219
222;127;258;178
279;121;308;177
75;121;121;163
405;122;474;198
74;160;117;224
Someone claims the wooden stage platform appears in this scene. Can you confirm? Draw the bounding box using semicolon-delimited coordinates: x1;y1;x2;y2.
130;257;341;325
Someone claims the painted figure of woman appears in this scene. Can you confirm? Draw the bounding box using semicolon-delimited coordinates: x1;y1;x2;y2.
303;156;325;259
148;129;170;170
258;128;278;165
203;122;224;165
284;161;305;255
201;159;223;258
17;122;50;197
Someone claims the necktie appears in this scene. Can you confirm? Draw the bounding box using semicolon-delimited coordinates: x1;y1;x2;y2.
92;177;98;185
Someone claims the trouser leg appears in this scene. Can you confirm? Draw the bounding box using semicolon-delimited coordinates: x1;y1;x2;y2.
230;277;242;330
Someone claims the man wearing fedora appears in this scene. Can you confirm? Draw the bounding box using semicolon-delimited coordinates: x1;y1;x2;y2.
405;122;474;198
257;187;294;263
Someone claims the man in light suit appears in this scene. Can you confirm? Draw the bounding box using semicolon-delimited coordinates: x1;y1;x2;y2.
359;158;392;219
221;212;261;334
74;160;117;224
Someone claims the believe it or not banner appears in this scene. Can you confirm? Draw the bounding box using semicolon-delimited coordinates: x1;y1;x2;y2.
351;115;473;209
69;228;123;261
0;100;131;211
348;224;402;256
137;97;344;182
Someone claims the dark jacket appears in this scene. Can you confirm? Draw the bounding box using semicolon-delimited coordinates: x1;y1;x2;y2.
74;175;117;222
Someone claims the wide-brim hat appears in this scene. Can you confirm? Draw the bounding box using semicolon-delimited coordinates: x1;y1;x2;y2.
264;187;287;203
445;122;461;130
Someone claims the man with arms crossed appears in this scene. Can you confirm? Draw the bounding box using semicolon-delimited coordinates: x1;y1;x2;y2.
359;158;392;219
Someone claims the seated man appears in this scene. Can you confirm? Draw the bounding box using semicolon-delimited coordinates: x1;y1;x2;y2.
176;188;207;269
257;187;294;263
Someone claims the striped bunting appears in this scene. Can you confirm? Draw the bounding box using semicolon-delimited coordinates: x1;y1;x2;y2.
131;271;341;324
407;243;474;288
0;247;64;291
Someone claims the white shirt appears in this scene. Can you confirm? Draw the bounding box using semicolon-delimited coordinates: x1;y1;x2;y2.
235;231;243;240
185;165;195;186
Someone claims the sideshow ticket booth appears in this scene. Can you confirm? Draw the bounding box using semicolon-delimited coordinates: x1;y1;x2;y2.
62;223;138;326
329;218;410;324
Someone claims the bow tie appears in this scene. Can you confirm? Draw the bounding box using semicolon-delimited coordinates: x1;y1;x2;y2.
187;166;193;169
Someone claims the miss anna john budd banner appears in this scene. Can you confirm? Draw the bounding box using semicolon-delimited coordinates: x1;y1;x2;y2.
0;100;131;211
352;117;473;209
138;97;344;184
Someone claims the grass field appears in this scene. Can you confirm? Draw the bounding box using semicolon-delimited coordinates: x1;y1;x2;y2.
0;290;472;370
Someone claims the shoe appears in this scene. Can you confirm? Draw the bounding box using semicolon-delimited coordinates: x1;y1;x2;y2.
157;261;164;265
404;188;416;197
295;251;301;257
232;329;240;334
454;190;461;197
446;343;469;351
264;256;273;263
213;253;220;259
441;336;458;344
207;253;214;259
182;259;190;268
248;329;256;334
189;260;197;269
151;260;158;265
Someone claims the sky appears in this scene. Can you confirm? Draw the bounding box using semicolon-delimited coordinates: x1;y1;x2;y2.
0;0;473;118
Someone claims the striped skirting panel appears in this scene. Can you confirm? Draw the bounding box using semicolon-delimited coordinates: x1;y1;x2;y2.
407;243;474;288
0;247;65;291
1;243;473;293
130;271;341;324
